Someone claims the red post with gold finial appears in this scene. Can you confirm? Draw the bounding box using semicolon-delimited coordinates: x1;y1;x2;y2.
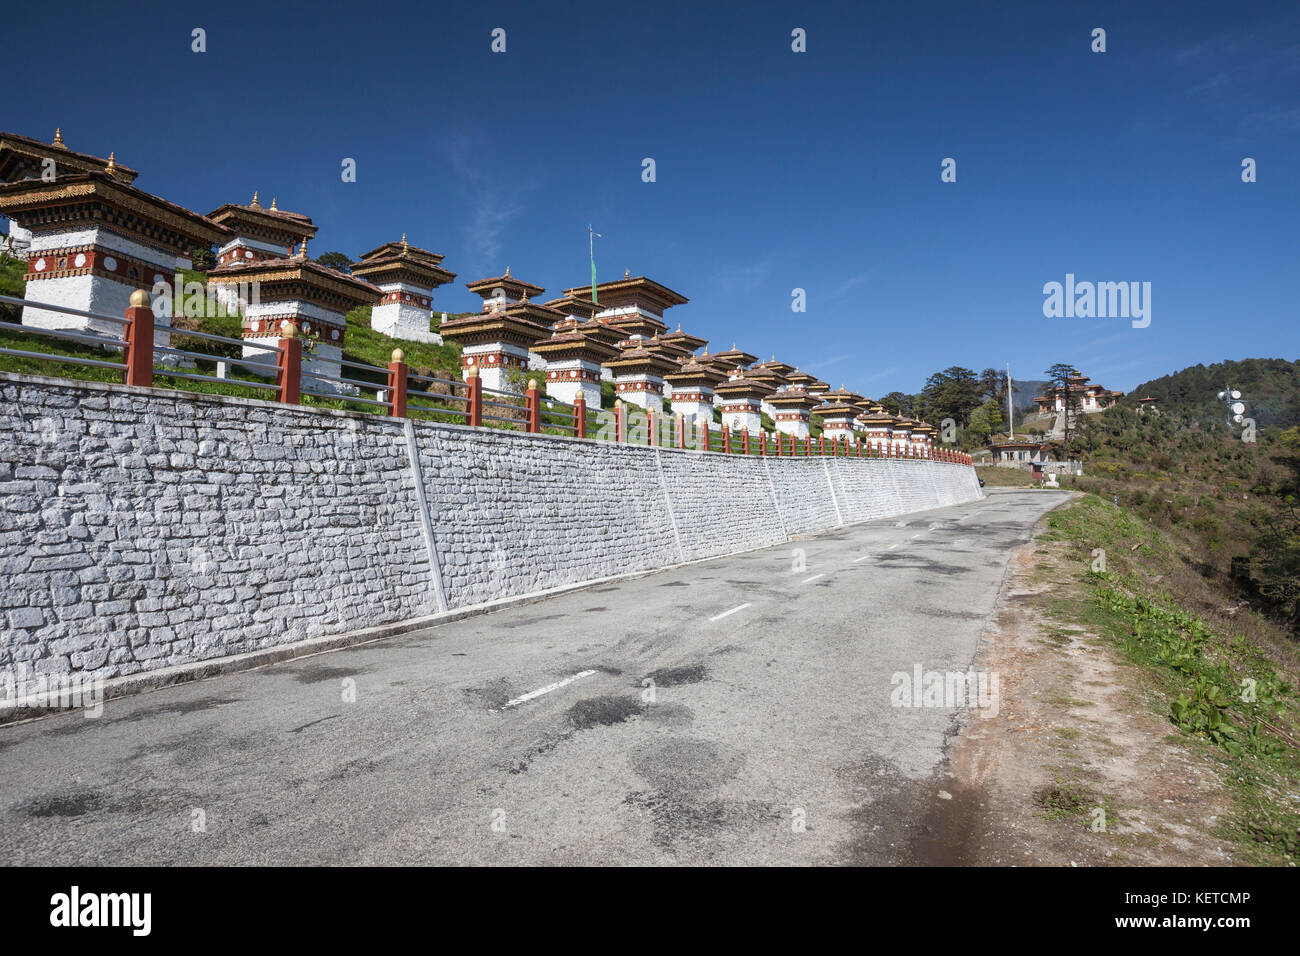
276;322;302;405
466;366;483;426
123;289;154;388
387;349;408;418
525;379;542;433
574;392;587;438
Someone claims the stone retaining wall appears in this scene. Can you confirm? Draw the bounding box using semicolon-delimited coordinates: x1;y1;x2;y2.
0;372;982;689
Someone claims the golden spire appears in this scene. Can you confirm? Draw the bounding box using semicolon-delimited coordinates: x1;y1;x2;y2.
52;128;66;148
624;268;630;279
505;265;511;277
105;152;116;172
401;233;408;251
297;236;309;259
251;191;260;207
676;323;682;332
270;197;278;211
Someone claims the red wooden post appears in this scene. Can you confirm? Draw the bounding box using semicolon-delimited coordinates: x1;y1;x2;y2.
742;428;750;455
676;413;685;449
123;290;154;388
466;367;483;427
276;330;301;405
819;435;826;456
804;435;812;457
722;425;731;454
525;379;542;433
574;392;587;438
387;349;408;418
647;408;657;446
760;431;767;455
776;432;783;457
614;400;625;443
856;438;862;458
700;419;709;452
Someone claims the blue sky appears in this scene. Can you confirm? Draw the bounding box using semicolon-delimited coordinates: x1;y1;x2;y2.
6;0;1298;396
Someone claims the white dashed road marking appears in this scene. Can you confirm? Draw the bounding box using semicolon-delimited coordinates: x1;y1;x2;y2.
500;670;596;710
709;603;752;622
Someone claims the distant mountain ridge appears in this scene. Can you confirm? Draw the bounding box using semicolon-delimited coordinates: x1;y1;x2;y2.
1125;358;1299;428
1010;379;1048;414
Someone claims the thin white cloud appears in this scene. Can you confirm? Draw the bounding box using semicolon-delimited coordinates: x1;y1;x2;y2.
442;133;532;275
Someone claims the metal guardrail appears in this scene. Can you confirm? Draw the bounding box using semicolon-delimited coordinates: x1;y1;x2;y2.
0;292;976;464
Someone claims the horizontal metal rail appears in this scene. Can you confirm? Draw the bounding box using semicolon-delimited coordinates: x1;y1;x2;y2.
408;403;468;419
0;292;130;325
301;368;384;393
152;344;258;368
299;387;390;408
406;389;468;405
3;323;127;351
336;356;387;374
0;346;125;370
480;413;525;426
168;324;281;353
157;369;280;391
408;372;466;389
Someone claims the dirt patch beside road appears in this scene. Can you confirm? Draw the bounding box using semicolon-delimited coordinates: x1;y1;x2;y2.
938;505;1239;865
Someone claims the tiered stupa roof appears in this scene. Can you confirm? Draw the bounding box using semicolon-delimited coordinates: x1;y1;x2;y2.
350;234;457;288
208;194;316;254
0;129;138;184
0;170;231;262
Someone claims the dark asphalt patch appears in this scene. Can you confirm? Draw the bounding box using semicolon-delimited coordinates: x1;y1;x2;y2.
326;757;382;781
658;581;690;588
287;715;341;734
90;696;243;728
918;607;986;620
873;555;974;576
642;703;694;727
566;695;644;730
644;663;707;687
15;787;106;818
463;678;516;710
279;665;364;685
583;606;608;613
500;614;566;629
623;791;784;852
630;736;743;795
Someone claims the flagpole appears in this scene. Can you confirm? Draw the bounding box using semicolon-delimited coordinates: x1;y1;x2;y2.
1006;362;1014;440
588;224;601;304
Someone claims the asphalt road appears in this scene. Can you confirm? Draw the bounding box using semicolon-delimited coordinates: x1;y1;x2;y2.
0;488;1072;865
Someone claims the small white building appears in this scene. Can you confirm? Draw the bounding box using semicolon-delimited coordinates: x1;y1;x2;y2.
0;168;230;354
665;356;726;426
439;270;561;393
350;235;455;344
207;242;380;393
